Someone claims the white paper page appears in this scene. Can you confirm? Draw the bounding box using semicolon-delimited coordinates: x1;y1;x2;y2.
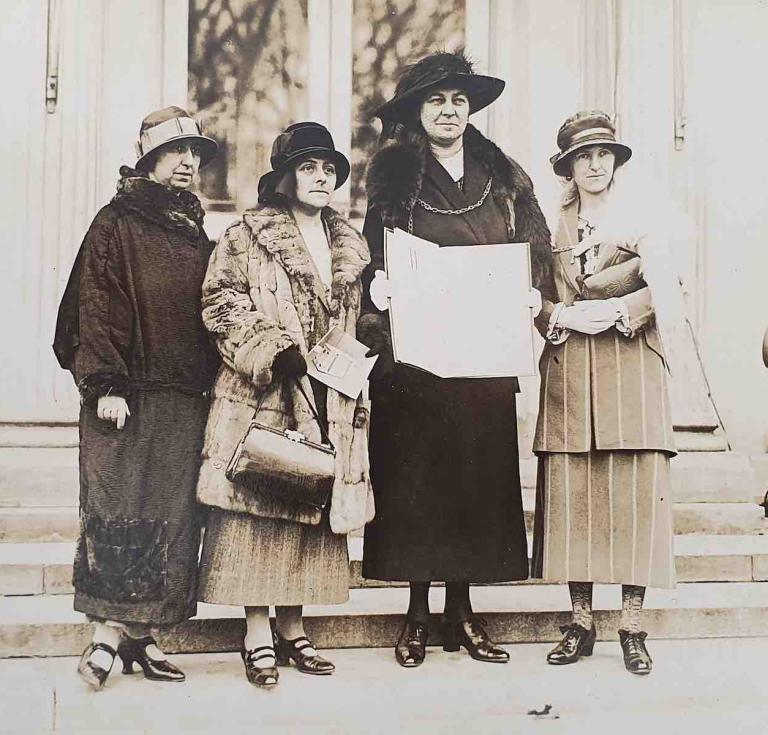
384;229;440;371
384;229;536;378
306;325;378;399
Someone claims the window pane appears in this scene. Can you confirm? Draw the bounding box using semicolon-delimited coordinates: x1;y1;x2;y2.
351;0;466;219
188;0;308;211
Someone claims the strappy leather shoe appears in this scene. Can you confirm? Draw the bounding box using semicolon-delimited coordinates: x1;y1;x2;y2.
442;616;509;663
619;629;653;675
395;619;429;668
241;646;279;688
77;641;118;691
273;631;335;675
117;636;185;682
546;623;597;665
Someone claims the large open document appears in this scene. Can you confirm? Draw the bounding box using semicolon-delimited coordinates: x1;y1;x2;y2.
377;228;539;378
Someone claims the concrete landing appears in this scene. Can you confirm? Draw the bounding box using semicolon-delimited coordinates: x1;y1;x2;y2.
3;637;768;734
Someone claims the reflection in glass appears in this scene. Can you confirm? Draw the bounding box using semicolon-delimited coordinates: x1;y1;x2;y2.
188;0;308;210
351;0;465;218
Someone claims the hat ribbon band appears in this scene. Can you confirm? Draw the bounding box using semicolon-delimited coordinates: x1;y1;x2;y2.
569;127;616;144
138;117;202;156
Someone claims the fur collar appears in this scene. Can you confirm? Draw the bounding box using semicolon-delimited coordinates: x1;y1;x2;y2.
113;166;205;241
242;204;370;313
366;124;535;235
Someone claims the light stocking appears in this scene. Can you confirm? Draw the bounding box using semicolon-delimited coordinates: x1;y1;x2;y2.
620;585;646;634
568;581;594;629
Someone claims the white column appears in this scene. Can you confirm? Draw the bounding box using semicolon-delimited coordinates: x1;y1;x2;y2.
307;0;353;214
162;0;190;108
464;0;491;136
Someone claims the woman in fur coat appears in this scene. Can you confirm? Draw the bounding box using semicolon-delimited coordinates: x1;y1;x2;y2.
195;123;372;688
53;107;221;690
530;111;679;676
358;51;555;668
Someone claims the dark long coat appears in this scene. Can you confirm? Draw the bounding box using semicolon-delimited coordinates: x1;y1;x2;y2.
360;125;555;582
54;169;220;625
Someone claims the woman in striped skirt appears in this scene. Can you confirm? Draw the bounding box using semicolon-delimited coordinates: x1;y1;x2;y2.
531;111;678;675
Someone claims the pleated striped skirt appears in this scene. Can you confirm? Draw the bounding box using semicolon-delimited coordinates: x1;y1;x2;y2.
531;450;676;589
197;508;349;606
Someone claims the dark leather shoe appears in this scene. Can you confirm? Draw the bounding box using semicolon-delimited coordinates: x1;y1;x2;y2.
241;646;279;688
395;619;429;668
442;617;509;663
619;629;652;675
547;623;597;665
117;636;185;682
274;631;335;675
77;642;117;691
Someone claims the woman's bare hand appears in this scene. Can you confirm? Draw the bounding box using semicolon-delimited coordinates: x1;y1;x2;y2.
96;396;131;429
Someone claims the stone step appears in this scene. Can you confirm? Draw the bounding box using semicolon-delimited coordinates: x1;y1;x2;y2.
2;581;768;657
0;494;765;545
0;448;763;508
4;534;768;598
0;507;79;543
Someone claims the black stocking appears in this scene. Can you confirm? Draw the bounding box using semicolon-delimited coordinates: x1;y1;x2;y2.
444;582;473;622
406;582;431;624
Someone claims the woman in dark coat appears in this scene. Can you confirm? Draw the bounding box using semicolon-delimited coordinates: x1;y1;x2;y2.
54;107;220;690
358;51;555;667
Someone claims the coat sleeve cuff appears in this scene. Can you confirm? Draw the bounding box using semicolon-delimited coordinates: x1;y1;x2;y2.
77;372;130;407
546;302;570;345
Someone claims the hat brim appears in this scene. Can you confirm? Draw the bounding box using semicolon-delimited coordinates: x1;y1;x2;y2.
373;73;505;121
551;139;632;177
257;147;351;197
136;134;219;171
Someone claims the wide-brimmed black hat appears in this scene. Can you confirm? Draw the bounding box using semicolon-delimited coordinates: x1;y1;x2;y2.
135;106;218;171
550;111;632;177
257;122;350;198
373;50;505;123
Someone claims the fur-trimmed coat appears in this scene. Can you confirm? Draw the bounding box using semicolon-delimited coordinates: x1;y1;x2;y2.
359;125;554;582
196;203;374;533
54;169;219;625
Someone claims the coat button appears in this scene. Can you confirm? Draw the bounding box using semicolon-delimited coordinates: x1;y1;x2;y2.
212;459;223;469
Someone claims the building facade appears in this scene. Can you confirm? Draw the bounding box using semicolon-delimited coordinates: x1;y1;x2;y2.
3;0;767;452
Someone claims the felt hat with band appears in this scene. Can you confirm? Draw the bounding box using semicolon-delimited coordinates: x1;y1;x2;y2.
135;106;218;171
257;122;350;199
549;111;632;177
373;50;505;125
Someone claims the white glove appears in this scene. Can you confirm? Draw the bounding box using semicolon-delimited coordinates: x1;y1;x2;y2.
556;299;621;335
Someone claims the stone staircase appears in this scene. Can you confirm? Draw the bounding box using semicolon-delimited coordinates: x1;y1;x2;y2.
2;434;768;658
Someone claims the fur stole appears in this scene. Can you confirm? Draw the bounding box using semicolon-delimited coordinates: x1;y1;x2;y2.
113;166;205;241
365;124;538;239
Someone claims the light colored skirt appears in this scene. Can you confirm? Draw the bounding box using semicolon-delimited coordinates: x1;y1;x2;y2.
531;450;676;589
198;508;349;606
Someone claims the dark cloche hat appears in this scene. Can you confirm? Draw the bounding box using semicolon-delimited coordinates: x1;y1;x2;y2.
373;50;505;123
550;110;632;177
135;106;218;171
257;122;351;198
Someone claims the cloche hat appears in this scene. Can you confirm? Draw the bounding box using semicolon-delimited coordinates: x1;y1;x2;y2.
373;50;505;125
550;110;632;177
134;106;218;171
257;122;350;198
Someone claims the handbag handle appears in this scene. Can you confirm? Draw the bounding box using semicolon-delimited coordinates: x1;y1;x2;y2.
251;376;334;451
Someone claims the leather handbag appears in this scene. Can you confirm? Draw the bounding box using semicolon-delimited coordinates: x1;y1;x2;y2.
226;380;336;511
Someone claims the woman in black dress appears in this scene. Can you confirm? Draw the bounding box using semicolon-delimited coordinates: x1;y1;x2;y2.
359;51;554;667
54;107;220;690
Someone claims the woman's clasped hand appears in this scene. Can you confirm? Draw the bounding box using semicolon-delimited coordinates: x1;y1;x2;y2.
96;396;131;429
557;299;621;335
